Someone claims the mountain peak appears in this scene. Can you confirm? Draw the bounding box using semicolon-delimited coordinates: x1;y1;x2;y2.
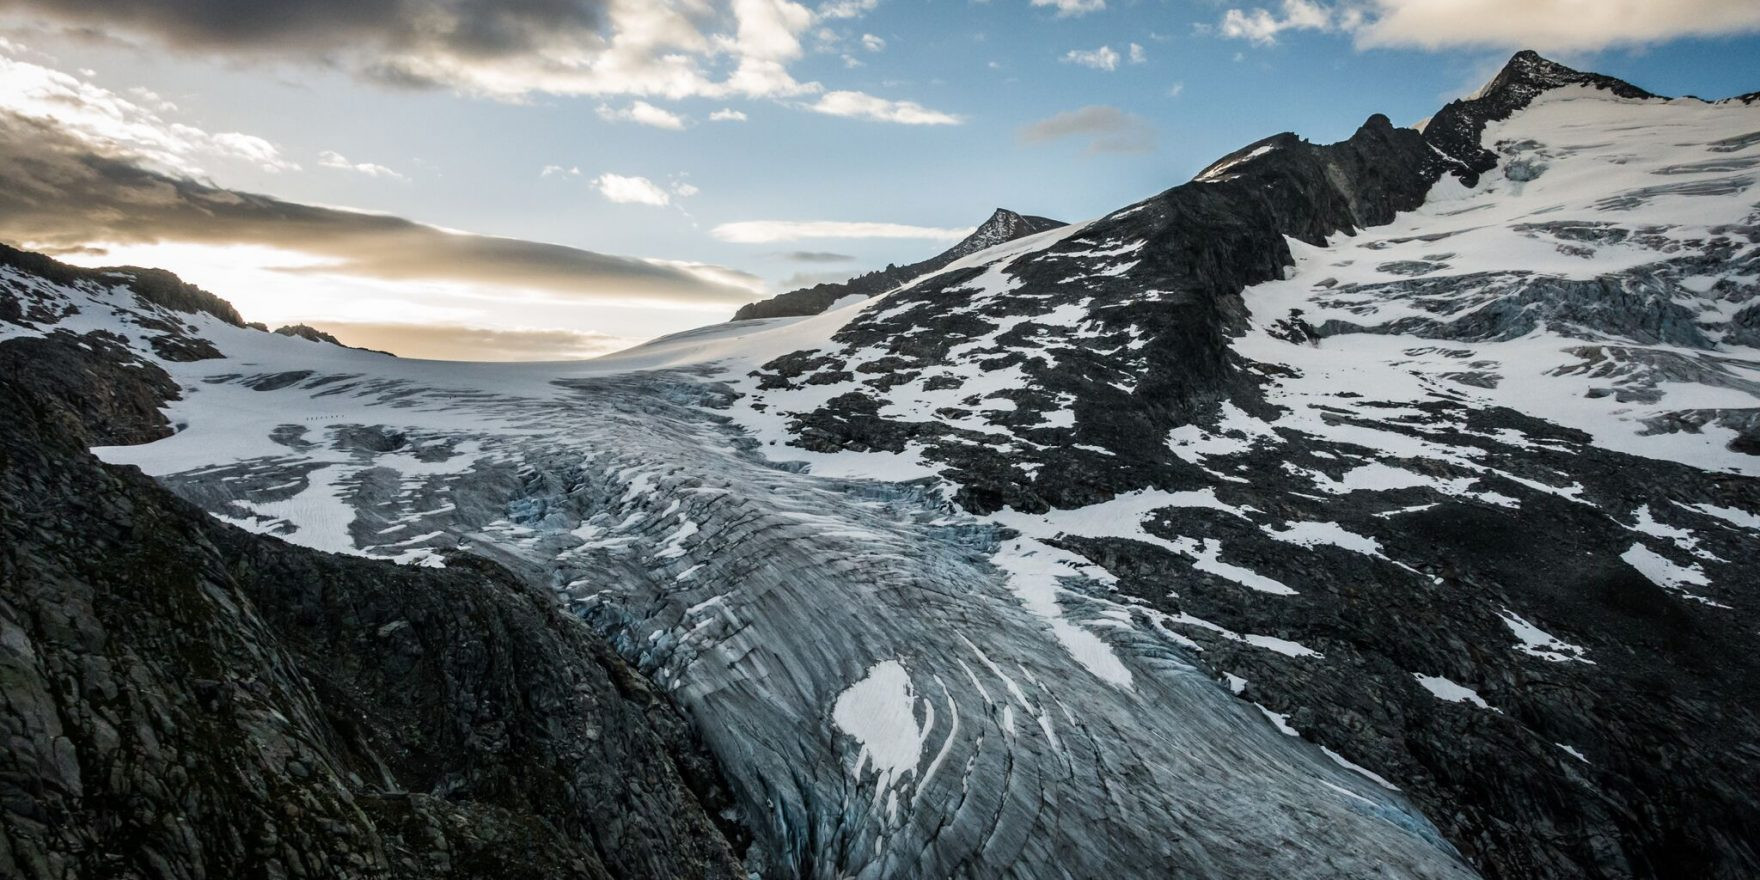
1424;50;1658;184
945;208;1064;260
731;207;1063;321
1470;49;1658;103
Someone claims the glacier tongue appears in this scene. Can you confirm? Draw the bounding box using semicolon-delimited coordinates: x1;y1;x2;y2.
88;329;1479;878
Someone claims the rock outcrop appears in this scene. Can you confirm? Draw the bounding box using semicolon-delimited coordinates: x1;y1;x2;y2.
0;331;749;879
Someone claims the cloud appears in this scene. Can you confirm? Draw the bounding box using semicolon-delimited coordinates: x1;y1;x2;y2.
860;33;885;52
1356;0;1760;51
1031;0;1105;17
807;90;962;124
1019;105;1155;154
709;107;748;121
817;0;879;20
318;149;406;180
596;100;687;130
1218;0;1335;45
593;172;671;205
779;250;856;262
0;110;760;306
1167;81;1185;98
1062;45;1120;71
306;321;640;361
0;51;299;176
672;180;699;197
712;220;973;243
1212;0;1760;51
1128;42;1146;63
780;269;855;289
540;164;582;177
0;0;960;124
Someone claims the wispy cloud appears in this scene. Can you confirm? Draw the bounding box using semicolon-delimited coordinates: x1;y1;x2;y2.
306;321;640;361
596;100;687;130
1211;0;1760;51
1218;0;1336;46
1062;45;1120;71
807;91;962;124
710;107;748;121
1032;0;1105;18
594;173;672;206
1019;105;1156;154
1359;0;1760;51
712;220;973;243
318;150;406;180
818;0;880;20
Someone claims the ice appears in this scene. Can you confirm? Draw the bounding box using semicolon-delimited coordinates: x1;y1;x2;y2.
833;660;930;791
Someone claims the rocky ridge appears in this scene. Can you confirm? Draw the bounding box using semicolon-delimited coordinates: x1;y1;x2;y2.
0;301;747;875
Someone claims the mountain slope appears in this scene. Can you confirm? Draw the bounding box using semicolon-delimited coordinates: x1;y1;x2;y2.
3;50;1758;880
0;274;746;878
731;208;1064;321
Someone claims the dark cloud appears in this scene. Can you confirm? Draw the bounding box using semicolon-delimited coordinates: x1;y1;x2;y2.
307;320;636;361
0;111;759;305
0;0;608;60
1018;105;1156;154
778;250;856;263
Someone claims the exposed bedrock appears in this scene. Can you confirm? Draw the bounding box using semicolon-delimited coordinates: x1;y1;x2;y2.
0;347;747;880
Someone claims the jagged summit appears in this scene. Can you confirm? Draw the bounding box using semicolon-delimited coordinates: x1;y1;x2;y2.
1425;50;1660;182
943;208;1065;261
730;206;1063;321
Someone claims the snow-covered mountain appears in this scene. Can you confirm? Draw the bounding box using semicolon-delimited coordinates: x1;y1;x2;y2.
3;51;1758;879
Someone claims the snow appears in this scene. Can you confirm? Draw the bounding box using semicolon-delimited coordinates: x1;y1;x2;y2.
1685;502;1760;532
1413;674;1494;710
1243;634;1322;658
833;660;930;792
1267;521;1383;557
1233;86;1760;478
1322;747;1400;791
1620;543;1723;606
1257;704;1300;736
1173;537;1300;596
989;539;1136;689
1499;609;1593;664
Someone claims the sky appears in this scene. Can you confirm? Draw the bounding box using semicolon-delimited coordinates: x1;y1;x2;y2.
0;0;1756;359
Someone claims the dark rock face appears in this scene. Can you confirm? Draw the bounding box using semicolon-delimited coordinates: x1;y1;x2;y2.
731;208;1064;321
275;323;348;345
755;112;1441;515
0;242;246;328
274;323;395;356
0;336;748;879
0;331;179;445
